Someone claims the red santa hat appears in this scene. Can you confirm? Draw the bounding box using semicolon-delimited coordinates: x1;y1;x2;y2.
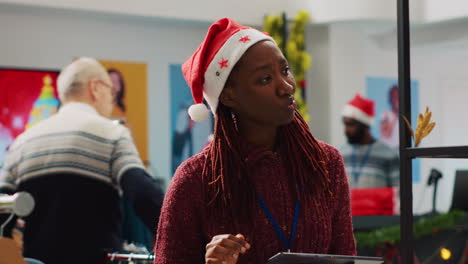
342;94;375;126
182;18;274;122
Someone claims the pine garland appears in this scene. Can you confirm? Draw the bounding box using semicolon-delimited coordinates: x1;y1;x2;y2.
355;210;466;248
263;11;311;122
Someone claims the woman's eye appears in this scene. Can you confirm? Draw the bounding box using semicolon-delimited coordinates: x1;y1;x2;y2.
259;76;272;84
283;66;290;75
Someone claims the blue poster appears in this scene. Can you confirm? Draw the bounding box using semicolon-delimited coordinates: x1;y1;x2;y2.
170;64;213;174
366;76;421;183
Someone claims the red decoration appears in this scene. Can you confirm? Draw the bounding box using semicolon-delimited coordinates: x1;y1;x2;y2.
239;36;251;43
218;58;229;69
299;80;307;89
351;187;395;216
0;69;59;138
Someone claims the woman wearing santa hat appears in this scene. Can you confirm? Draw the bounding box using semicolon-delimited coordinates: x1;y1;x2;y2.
154;18;356;264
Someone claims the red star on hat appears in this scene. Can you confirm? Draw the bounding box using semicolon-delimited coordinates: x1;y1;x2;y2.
218;58;229;68
239;36;251;43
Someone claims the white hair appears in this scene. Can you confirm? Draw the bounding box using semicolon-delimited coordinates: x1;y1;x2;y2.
57;57;108;101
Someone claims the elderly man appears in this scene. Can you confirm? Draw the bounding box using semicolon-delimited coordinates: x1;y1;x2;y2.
0;57;163;264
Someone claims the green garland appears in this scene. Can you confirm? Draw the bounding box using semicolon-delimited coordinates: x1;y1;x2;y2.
263;11;311;122
263;15;284;52
355;210;466;248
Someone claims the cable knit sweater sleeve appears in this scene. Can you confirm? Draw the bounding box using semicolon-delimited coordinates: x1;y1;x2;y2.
154;153;206;264
323;143;357;255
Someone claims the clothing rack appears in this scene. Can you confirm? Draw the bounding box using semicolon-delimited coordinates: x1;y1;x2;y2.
107;253;154;263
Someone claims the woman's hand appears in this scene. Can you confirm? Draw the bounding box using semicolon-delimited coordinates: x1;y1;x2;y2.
205;234;251;264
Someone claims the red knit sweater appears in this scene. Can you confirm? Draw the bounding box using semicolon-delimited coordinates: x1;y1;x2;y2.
154;141;356;264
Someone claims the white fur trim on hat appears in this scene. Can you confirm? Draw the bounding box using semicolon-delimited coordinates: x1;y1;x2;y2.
342;104;374;126
188;103;210;122
203;28;273;115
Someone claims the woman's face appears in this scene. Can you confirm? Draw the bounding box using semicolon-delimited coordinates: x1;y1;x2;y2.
109;71;122;96
221;40;296;128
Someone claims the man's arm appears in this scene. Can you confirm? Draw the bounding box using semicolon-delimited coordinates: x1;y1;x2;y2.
120;168;164;232
111;127;164;233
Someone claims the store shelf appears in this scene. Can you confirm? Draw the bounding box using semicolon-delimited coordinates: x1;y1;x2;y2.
405;146;468;159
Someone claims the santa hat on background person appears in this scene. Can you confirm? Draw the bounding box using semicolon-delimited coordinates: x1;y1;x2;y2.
342;94;375;126
182;18;274;122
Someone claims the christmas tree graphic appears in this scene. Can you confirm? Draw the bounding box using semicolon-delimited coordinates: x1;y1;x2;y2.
26;75;60;129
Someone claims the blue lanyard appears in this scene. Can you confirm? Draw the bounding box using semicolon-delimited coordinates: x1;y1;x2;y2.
350;143;374;183
257;196;300;252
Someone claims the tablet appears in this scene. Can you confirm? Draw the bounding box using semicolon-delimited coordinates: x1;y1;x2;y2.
267;252;384;264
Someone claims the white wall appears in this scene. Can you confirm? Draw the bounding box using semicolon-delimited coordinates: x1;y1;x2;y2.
0;3;213;184
0;0;288;25
0;0;426;24
328;22;369;145
306;24;331;142
424;0;468;22
304;0;397;22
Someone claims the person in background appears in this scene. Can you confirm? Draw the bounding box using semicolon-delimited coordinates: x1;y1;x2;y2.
0;57;164;264
172;103;194;173
108;68;126;116
380;85;399;148
340;93;399;189
155;18;356;264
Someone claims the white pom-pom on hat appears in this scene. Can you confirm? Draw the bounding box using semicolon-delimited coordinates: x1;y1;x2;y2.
188;103;210;122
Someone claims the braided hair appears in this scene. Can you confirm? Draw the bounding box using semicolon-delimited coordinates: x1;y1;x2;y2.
202;102;331;219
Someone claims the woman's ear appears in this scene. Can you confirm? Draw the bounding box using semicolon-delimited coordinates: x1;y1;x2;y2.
219;86;237;108
88;80;99;102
